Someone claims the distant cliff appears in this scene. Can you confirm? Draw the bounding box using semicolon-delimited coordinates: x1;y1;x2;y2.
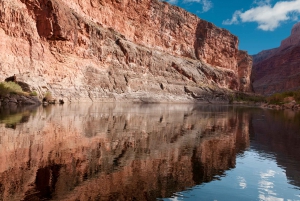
0;0;252;102
252;22;300;95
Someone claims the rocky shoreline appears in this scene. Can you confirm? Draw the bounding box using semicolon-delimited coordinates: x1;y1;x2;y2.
0;94;41;107
231;101;300;111
1;93;300;114
261;102;300;111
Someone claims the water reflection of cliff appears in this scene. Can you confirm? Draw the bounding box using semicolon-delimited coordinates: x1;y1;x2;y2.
0;104;250;201
250;109;300;188
0;105;39;129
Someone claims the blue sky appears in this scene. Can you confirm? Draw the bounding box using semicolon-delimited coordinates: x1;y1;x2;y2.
166;0;300;55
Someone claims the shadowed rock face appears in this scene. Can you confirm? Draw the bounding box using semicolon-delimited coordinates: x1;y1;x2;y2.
0;104;250;201
0;0;252;102
237;51;253;92
252;22;300;95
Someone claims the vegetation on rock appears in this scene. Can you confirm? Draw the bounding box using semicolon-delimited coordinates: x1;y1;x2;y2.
0;81;41;106
43;91;52;101
29;91;38;96
267;90;300;105
229;92;266;104
0;81;27;96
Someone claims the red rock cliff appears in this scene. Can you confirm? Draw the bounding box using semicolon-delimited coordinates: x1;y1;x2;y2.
252;22;300;95
0;0;252;102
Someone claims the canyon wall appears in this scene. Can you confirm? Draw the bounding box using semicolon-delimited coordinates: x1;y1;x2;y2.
252;22;300;95
0;0;252;102
237;50;253;92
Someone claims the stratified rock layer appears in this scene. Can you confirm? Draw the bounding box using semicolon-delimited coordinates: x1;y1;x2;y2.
0;0;252;102
252;22;300;95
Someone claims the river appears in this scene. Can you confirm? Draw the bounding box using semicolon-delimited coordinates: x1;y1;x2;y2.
0;103;299;200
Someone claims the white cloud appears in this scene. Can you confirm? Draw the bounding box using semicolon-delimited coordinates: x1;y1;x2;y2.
223;0;300;31
166;0;213;13
202;0;213;12
253;0;272;6
223;10;242;25
167;0;178;4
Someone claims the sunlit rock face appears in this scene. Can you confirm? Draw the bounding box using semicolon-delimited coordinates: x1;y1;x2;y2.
0;0;251;102
0;104;250;200
252;22;300;95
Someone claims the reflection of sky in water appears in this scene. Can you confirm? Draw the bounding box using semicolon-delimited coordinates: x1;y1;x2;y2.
163;151;300;201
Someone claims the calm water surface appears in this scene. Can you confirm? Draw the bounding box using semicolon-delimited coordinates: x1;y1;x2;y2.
0;103;300;201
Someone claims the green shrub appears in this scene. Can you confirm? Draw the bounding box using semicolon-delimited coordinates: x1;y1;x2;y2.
30;91;38;96
0;83;9;95
44;91;52;101
0;81;26;96
294;90;300;103
228;94;234;104
267;93;284;105
231;93;266;103
267;89;300;104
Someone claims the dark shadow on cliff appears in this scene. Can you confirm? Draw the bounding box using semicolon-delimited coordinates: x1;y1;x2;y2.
194;20;208;61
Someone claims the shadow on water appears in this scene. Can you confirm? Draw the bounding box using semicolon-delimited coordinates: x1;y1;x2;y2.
0;103;299;200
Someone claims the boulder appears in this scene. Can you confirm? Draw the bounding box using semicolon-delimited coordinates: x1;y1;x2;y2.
283;97;295;103
22;96;41;105
283;101;296;109
48;99;56;104
8;97;18;104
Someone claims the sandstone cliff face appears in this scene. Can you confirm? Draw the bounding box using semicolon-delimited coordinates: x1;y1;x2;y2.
0;0;252;102
237;50;252;92
252;22;300;95
280;22;300;51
